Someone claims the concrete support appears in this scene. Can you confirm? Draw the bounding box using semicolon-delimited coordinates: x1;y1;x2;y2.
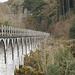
14;39;19;69
0;39;7;75
36;37;38;49
21;38;24;66
30;37;32;51
32;37;35;52
27;37;31;55
0;35;49;75
6;39;14;75
25;37;27;55
26;37;30;55
22;38;26;55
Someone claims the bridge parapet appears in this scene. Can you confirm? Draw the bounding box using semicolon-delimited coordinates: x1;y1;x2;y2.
0;25;50;37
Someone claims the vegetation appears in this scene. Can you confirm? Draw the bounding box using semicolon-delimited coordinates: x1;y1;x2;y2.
6;0;75;38
14;51;44;75
21;0;75;38
4;21;9;26
71;7;75;14
46;48;75;75
14;65;44;75
22;0;45;12
69;40;75;57
14;39;75;75
0;1;74;75
69;19;75;39
41;39;75;75
24;51;42;71
0;21;3;26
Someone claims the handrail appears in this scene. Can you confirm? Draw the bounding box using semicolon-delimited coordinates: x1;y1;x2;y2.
0;25;50;37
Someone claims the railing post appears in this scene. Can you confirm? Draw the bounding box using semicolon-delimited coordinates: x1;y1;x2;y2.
2;25;3;36
4;25;6;36
11;26;12;36
1;25;50;39
9;26;10;36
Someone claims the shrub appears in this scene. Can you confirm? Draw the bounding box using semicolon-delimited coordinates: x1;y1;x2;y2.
45;47;75;75
14;51;44;75
0;21;3;26
4;21;8;26
14;65;44;75
71;7;75;14
24;56;39;71
70;41;75;57
69;19;75;39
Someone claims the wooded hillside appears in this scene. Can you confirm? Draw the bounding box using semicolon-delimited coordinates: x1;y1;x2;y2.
0;0;75;38
21;0;75;38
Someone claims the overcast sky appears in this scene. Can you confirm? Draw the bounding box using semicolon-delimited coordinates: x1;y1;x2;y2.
0;0;8;3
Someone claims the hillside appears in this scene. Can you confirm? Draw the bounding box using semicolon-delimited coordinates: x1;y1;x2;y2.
7;0;24;15
0;0;75;38
53;14;75;38
0;2;24;27
14;0;75;38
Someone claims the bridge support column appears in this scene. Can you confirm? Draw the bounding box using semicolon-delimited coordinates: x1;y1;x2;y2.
25;37;27;55
30;37;32;51
38;37;41;48
26;37;30;55
36;37;39;49
17;38;23;65
21;38;25;66
0;39;7;75
30;37;39;52
31;37;34;52
22;38;26;55
29;37;32;51
35;37;37;50
6;39;14;75
15;38;19;69
28;37;31;54
33;37;36;51
14;39;19;70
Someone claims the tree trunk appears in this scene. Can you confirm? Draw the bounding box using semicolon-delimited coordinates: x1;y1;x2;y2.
68;0;71;18
62;0;65;19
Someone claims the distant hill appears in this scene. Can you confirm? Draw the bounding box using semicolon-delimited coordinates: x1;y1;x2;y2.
0;2;25;27
7;0;24;15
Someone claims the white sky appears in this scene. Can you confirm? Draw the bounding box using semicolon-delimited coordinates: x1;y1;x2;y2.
0;0;8;3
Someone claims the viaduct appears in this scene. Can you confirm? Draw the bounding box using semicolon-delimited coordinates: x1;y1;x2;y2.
0;25;50;75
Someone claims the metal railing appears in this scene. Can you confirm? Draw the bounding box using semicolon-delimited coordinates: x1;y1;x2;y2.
0;25;50;37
